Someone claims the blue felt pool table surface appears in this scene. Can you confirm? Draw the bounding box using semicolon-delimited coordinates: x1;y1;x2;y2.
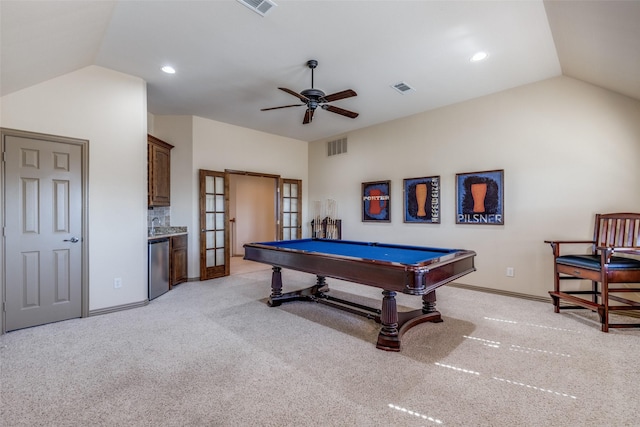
255;239;459;265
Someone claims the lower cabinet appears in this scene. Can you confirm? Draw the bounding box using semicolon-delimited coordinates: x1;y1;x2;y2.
170;234;188;287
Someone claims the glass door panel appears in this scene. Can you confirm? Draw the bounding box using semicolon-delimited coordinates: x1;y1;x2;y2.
281;179;302;240
199;170;229;279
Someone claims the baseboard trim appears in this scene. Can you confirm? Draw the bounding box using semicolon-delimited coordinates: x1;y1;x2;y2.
89;299;148;317
448;282;640;319
448;282;551;304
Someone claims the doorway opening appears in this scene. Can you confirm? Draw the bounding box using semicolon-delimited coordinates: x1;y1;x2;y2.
228;172;278;275
199;169;301;280
228;173;278;257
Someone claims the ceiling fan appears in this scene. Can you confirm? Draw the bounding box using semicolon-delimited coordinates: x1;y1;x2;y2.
261;60;359;124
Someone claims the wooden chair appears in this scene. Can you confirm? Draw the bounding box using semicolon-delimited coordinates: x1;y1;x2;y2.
545;213;640;332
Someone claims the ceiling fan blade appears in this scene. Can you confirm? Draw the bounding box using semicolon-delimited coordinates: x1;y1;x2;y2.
278;87;309;102
303;108;314;124
321;89;357;103
261;104;305;111
322;104;359;119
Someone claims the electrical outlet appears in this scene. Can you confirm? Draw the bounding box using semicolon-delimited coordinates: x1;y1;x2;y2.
506;267;514;277
114;277;123;289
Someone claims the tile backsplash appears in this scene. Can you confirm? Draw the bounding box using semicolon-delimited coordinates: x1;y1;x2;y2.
148;206;170;227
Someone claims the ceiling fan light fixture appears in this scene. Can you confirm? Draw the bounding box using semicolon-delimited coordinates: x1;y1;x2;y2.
236;0;277;17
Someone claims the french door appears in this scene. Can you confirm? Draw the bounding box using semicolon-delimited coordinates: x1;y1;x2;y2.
199;170;229;280
199;170;302;280
280;179;302;240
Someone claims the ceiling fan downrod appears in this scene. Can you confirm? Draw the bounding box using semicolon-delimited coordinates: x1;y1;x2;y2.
307;59;318;88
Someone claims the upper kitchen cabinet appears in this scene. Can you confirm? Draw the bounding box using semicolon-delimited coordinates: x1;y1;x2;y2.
148;135;174;207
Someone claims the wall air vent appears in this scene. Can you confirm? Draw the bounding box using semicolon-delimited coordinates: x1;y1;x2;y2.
327;138;348;157
237;0;277;16
391;81;416;94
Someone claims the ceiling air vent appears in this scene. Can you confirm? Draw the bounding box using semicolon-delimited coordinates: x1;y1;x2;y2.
391;81;416;94
327;138;347;157
237;0;277;16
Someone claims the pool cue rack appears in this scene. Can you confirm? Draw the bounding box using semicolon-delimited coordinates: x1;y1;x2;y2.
311;218;342;240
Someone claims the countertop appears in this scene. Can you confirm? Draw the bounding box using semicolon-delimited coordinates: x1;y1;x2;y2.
148;226;187;240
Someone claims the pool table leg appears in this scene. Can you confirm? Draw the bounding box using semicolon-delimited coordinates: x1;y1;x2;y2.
377;290;443;351
267;267;283;306
422;291;443;321
268;268;327;307
377;290;401;351
316;275;329;292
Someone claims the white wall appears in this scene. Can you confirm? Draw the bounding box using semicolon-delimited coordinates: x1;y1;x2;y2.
1;66;149;310
152;114;308;278
308;76;640;298
2;66;637;315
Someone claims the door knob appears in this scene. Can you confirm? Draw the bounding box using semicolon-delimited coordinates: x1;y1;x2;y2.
64;237;79;243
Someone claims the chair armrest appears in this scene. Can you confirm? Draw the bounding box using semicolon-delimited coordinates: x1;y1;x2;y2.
544;240;595;245
545;240;595;257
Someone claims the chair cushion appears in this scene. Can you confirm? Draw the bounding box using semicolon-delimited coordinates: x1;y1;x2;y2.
556;254;640;270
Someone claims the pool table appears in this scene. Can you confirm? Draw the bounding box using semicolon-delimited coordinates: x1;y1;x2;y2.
244;238;476;351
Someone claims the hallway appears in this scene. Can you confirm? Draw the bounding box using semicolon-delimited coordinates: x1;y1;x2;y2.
230;256;271;275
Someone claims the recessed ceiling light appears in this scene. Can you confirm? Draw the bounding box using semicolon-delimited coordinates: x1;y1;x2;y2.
470;51;488;62
161;66;176;74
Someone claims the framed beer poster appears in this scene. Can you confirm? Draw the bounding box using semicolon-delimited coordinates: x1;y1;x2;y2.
362;180;390;222
456;169;504;225
403;176;440;223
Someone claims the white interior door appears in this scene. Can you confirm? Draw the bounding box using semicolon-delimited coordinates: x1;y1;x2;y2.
3;133;84;331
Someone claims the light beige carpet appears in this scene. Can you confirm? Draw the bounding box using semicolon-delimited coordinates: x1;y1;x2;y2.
1;266;638;426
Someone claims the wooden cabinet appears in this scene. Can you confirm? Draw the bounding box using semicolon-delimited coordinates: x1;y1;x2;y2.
148;135;173;207
170;234;188;287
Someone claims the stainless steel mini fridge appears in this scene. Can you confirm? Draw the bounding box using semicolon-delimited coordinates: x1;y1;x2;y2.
148;238;169;300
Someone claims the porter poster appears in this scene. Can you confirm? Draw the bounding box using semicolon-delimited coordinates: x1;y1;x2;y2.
362;180;391;222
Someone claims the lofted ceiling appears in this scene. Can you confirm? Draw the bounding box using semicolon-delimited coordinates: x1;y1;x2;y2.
1;1;639;143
